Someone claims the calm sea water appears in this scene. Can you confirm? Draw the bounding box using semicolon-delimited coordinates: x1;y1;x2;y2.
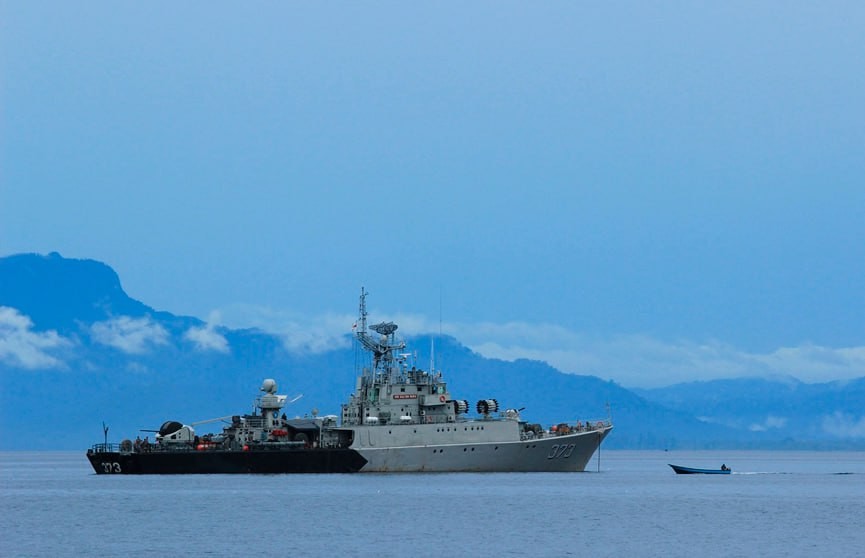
2;450;863;557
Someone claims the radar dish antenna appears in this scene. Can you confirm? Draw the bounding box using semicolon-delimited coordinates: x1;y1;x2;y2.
370;322;398;336
260;379;278;394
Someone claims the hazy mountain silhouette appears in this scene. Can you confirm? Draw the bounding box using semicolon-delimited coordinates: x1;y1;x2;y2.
1;253;861;450
635;377;865;447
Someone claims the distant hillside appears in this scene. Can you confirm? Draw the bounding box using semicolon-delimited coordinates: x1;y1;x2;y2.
1;252;862;450
635;377;865;448
0;252;197;334
1;252;156;331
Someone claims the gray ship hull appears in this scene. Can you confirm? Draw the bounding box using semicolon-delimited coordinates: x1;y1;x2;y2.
87;426;610;474
356;426;612;472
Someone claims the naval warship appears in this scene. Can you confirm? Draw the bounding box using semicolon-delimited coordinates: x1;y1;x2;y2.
87;289;613;474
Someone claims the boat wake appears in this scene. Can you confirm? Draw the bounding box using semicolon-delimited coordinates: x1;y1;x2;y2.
732;471;856;475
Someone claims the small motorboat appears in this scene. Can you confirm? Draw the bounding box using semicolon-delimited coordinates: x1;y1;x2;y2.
669;463;731;475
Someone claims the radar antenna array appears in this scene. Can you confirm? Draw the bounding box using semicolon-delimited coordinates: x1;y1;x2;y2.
355;288;406;373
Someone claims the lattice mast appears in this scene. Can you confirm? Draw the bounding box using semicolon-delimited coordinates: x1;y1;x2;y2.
355;287;405;380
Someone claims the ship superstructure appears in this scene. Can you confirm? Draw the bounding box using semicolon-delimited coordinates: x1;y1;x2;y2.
340;288;462;429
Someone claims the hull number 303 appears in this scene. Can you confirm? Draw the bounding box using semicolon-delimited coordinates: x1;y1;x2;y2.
101;462;122;473
547;444;576;459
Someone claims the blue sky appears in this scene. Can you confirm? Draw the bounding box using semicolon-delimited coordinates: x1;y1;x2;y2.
2;2;864;387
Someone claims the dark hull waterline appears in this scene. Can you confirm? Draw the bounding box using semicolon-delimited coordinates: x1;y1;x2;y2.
87;448;368;474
